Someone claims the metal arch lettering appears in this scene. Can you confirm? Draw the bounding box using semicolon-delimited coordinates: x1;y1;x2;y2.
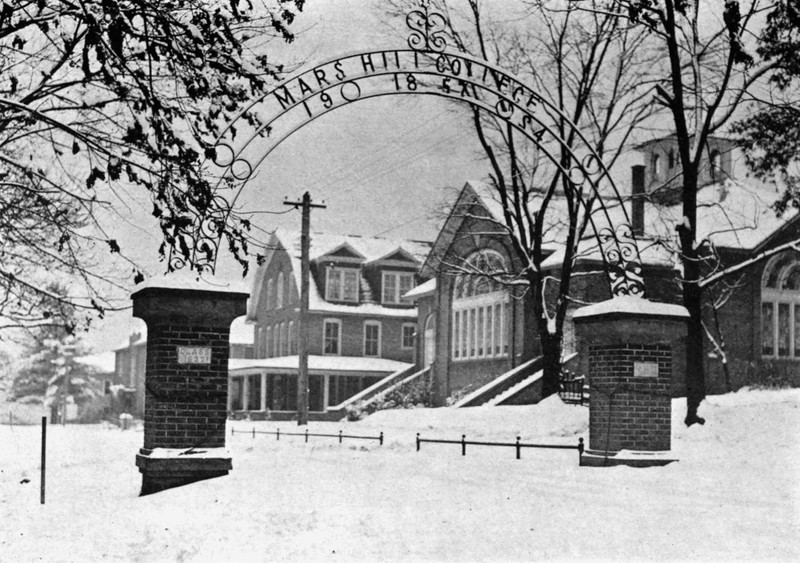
207;54;645;295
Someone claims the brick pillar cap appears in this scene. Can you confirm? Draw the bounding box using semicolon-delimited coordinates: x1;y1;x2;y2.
573;296;689;322
131;276;249;301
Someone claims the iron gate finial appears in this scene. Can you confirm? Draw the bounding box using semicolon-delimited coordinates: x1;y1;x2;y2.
407;0;447;52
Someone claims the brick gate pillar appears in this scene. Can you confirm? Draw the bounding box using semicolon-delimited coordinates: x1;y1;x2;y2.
573;296;688;467
132;283;248;495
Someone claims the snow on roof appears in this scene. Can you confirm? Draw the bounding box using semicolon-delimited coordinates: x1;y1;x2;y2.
249;229;431;319
229;317;253;344
228;355;411;374
74;351;116;374
403;278;436;300
281;229;432;265
643;177;795;250
572;295;689;319
540;236;678;269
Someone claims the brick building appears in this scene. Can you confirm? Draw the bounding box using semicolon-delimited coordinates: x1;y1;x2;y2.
408;135;799;405
227;230;431;420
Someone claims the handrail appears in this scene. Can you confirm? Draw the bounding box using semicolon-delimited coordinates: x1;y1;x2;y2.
327;363;418;412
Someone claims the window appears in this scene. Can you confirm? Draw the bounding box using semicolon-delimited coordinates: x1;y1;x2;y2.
323;319;341;355
276;272;284;309
364;321;381;357
326;267;359;302
288;321;296;355
401;323;416;349
247;375;261;410
279;322;287;356
266;278;274;310
230;377;244;411
710;150;721;179
272;324;279;358
451;250;510;361
382;271;414;304
265;326;272;358
762;251;800;358
652;153;662;180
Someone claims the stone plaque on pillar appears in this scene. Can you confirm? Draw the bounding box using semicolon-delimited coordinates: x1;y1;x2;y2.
131;282;248;495
573;296;688;468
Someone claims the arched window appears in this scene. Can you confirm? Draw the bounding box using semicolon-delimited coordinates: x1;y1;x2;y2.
273;324;279;358
652;153;662;180
276;272;284;309
761;251;800;358
265;326;272;358
451;250;509;361
288;321;296;355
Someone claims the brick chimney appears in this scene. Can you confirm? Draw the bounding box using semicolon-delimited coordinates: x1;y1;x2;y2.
631;165;645;237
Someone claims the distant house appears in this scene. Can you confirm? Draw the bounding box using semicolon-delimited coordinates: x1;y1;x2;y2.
228;230;432;420
115;318;255;416
407;135;799;406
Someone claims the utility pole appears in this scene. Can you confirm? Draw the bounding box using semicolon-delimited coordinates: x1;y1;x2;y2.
284;192;325;426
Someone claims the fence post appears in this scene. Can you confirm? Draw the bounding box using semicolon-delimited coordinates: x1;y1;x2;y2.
305;428;308;443
461;434;466;456
277;428;280;441
231;426;234;437
416;433;420;452
515;436;521;460
40;416;46;505
252;427;255;439
379;431;383;446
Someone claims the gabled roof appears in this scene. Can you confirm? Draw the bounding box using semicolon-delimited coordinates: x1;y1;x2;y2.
366;247;420;266
318;242;366;262
248;229;432;320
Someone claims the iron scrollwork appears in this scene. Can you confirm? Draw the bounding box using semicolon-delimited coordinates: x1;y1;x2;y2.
599;223;646;298
407;0;447;52
166;196;231;274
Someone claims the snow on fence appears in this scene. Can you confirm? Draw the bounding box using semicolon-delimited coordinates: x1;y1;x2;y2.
231;427;384;446
558;371;590;405
415;433;584;462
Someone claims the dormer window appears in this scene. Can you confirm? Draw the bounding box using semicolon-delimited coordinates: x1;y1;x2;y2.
326;266;359;302
382;271;414;304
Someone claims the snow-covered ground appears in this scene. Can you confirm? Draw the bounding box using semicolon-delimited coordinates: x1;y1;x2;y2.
1;389;798;562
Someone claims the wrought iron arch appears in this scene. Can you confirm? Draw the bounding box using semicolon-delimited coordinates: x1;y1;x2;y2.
197;0;645;297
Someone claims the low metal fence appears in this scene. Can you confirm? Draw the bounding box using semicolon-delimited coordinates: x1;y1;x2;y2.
559;372;589;405
231;426;384;445
416;433;584;461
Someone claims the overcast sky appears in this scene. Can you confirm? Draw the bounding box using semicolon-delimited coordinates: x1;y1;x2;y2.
83;0;494;353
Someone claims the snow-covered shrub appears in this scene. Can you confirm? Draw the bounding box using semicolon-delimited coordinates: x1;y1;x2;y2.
346;373;435;420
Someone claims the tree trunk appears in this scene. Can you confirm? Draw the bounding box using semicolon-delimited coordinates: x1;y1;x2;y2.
683;283;706;425
680;167;706;426
540;331;562;398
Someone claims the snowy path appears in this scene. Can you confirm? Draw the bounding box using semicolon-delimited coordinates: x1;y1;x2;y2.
1;390;798;561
